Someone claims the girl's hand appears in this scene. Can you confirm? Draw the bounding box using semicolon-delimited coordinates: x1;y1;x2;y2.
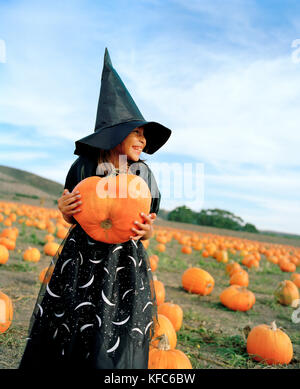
58;189;82;223
130;212;157;241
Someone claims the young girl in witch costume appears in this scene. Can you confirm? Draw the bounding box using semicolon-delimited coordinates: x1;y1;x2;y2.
19;49;172;369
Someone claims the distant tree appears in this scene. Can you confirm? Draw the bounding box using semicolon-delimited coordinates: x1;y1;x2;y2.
242;223;258;233
167;205;197;224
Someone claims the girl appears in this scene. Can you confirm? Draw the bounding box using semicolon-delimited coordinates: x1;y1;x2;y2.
19;49;172;369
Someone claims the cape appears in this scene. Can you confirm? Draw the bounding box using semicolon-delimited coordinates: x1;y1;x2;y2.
64;155;161;215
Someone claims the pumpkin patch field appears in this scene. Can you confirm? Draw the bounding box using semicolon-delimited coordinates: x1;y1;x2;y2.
1;200;300;369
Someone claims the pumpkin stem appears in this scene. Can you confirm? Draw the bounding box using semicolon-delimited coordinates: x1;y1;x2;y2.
101;219;112;230
157;334;171;351
270;321;277;331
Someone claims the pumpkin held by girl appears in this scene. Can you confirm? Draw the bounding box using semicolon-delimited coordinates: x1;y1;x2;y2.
73;174;151;244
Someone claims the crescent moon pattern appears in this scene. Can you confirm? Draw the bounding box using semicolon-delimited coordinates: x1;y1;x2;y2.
132;328;143;335
62;323;70;332
37;304;43;317
61;258;72;274
102;290;115;306
96;314;102;327
107;336;120;353
142;301;152;312
112;246;123;253
147;267;151;271
74;301;95;310
87;238;96;245
144;321;153;335
46;284;61;298
79;275;94;289
122;289;133;300
89;258;102;264
115;267;125;279
69;238;76;243
139;259;142;267
128;256;137;267
53;328;58;339
112;315;130;325
78;251;83;265
104;267;109;275
140;279;144;290
54;312;65;318
131;239;138;249
80;323;93;332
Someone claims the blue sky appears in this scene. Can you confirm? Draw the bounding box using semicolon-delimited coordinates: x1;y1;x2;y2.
1;0;300;234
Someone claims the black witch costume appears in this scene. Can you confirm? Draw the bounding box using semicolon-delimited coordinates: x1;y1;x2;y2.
19;49;171;369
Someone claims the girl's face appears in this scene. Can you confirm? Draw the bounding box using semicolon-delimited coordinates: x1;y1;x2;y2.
117;127;147;162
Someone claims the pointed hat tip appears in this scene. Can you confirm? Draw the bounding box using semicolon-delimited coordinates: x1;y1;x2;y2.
104;47;112;67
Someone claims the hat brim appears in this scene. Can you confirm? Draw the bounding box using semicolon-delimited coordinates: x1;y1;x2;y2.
74;120;171;156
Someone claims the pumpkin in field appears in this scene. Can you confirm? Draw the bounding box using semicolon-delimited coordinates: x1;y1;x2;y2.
149;255;158;272
157;302;183;331
226;261;242;276
0;237;15;251
0;244;9;265
0;228;17;241
44;234;55;243
151;314;177;349
148;334;192;369
215;250;228;263
181;245;192;254
229;270;249;287
56;227;68;240
73;175;151;243
220;285;255;311
44;242;60;257
291;273;300;288
274;280;299;307
0;291;13;333
246;321;293;365
182;267;214;296
279;261;296;273
23;247;41;263
156;243;166;252
39;265;55;284
153;277;165;305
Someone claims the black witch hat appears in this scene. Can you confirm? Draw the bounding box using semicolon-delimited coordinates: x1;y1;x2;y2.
74;48;172;157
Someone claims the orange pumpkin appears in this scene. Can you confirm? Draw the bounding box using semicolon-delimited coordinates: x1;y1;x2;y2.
150;255;158;272
229;270;249;287
274;280;299;307
148;334;192;369
44;242;60;257
182;267;214;295
153;277;165;305
157;302;183;332
247;321;293;365
39;265;55;284
156;243;166;252
0;237;15;251
0;291;13;333
220;285;255;311
151;314;177;349
0;244;9;265
279;261;296;273
291;273;300;288
181;245;192;254
23;247;41;263
73;175;151;243
226;261;242;276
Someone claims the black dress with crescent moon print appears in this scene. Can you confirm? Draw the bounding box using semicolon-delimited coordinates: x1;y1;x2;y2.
19;156;160;369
